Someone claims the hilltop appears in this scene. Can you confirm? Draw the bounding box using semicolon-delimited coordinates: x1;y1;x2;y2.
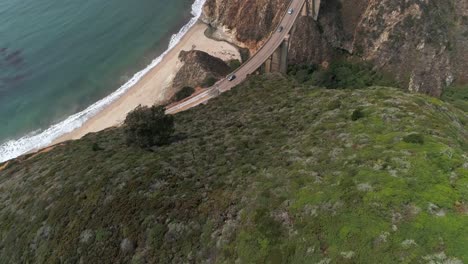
0;74;467;263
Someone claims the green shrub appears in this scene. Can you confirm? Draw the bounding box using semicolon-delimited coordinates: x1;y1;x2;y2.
403;133;425;144
91;143;103;151
201;76;218;88
239;48;250;62
351;108;365;121
287;64;318;83
228;59;241;71
174;86;195;102
124;105;174;148
441;85;468;112
316;60;397;89
327;99;341;110
288;60;397;89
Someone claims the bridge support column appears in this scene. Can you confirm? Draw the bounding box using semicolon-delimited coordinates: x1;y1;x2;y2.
279;36;289;74
271;46;282;73
301;1;309;16
263;37;289;74
312;0;321;20
264;56;272;73
301;0;321;20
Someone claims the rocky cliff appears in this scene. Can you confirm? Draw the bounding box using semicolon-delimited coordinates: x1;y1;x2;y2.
202;0;468;96
171;50;231;92
201;0;289;50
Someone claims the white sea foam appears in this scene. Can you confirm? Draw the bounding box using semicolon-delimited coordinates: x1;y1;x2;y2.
0;0;207;163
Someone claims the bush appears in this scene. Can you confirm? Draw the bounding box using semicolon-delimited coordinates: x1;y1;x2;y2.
316;61;397;89
327;100;341;110
441;85;468;112
201;76;218;88
174;86;195;102
351;109;365;121
91;143;103;151
239;48;250;62
228;59;241;71
124;105;174;148
287;64;318;83
403;133;425;144
288;60;397;89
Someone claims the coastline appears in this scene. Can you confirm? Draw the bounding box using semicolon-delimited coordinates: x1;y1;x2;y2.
52;22;240;144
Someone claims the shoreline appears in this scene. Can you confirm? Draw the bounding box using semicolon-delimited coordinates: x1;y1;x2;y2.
52;22;240;145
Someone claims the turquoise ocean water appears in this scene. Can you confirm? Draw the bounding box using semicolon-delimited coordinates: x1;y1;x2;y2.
0;0;205;162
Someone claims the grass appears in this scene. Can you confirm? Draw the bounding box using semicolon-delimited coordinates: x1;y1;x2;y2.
0;75;466;263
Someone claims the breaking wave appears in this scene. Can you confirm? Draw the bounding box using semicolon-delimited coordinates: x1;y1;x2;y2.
0;0;206;163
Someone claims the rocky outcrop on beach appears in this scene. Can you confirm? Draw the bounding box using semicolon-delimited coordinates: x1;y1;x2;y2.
172;50;231;92
202;0;468;96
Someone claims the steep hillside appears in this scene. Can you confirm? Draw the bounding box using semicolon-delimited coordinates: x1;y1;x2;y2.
201;0;289;50
202;0;468;96
0;75;467;263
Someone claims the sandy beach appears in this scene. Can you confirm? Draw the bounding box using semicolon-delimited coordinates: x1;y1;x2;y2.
53;22;240;144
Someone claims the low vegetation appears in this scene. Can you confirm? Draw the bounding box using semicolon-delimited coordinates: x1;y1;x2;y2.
173;86;195;102
228;59;241;71
0;75;466;263
442;85;468;112
288;60;398;89
201;75;218;87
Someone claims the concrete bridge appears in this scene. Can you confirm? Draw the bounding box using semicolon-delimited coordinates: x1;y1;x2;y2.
263;0;321;74
166;0;321;114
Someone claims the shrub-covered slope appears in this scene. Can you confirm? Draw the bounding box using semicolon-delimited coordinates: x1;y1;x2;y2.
0;75;467;263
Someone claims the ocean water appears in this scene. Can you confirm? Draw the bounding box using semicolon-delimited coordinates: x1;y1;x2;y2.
0;0;206;162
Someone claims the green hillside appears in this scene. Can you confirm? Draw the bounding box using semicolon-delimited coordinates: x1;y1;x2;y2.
0;75;467;263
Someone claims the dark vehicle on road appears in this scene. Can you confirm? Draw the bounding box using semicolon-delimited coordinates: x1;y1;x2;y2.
227;75;236;81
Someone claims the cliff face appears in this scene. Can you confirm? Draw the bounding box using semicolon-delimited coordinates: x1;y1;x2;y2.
203;0;468;96
172;50;231;91
339;0;467;96
201;0;289;50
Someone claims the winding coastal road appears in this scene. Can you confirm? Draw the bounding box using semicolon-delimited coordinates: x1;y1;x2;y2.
166;0;306;114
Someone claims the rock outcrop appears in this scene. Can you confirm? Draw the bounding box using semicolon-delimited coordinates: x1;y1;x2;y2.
202;0;468;96
201;0;290;51
172;50;231;92
336;0;467;96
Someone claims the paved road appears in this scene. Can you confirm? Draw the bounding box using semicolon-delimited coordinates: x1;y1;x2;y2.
166;0;306;114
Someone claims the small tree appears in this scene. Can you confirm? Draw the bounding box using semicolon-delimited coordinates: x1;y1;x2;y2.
403;133;424;144
174;86;195;102
124;105;174;148
351;108;365;121
228;59;241;71
201;76;218;87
